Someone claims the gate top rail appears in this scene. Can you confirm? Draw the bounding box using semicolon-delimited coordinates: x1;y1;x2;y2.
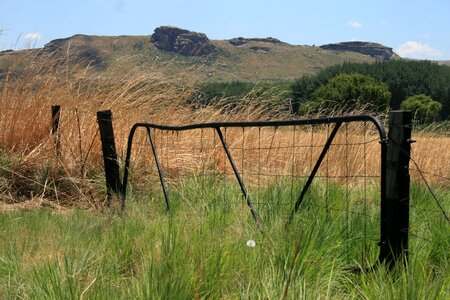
128;114;387;140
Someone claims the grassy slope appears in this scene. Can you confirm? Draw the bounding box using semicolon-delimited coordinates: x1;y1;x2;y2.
0;34;375;82
204;40;375;81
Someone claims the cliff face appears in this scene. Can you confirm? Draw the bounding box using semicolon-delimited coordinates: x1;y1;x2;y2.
320;41;399;60
151;26;215;56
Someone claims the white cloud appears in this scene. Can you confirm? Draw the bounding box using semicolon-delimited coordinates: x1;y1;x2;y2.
24;32;42;41
396;41;443;60
347;20;363;28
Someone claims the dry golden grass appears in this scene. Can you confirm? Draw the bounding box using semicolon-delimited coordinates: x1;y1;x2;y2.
0;51;448;207
410;132;450;188
143;124;383;185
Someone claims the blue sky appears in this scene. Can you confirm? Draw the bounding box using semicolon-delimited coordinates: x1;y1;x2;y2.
1;0;449;60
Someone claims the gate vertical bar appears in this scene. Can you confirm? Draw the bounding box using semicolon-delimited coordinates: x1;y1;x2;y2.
97;110;122;207
379;110;412;267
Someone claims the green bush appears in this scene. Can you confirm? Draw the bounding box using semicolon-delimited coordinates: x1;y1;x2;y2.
192;80;291;109
310;73;391;111
400;94;442;123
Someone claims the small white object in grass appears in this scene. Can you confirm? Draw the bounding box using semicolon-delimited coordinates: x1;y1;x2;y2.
246;239;256;248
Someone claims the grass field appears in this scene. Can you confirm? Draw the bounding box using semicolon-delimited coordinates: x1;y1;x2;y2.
0;179;449;299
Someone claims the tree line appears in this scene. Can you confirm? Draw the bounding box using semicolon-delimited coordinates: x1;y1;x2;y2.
291;60;450;121
192;60;450;122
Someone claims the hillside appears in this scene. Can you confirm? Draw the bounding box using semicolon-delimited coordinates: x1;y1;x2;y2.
0;26;394;82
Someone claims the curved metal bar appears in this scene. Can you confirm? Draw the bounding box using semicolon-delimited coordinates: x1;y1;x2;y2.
127;115;387;140
121;124;172;212
121;123;139;212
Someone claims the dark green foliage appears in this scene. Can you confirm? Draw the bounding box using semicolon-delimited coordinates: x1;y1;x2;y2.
192;80;291;109
197;81;256;105
311;73;391;111
400;94;442;123
291;60;450;119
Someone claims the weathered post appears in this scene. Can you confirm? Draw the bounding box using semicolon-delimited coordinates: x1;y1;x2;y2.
51;105;61;156
379;110;412;267
97;110;122;207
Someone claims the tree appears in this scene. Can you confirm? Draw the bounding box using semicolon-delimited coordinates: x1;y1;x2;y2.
311;73;391;111
400;94;442;123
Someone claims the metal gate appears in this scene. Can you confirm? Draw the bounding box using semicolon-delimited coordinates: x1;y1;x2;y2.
115;113;412;268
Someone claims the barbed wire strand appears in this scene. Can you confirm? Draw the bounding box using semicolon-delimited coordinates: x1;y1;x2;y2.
406;149;450;224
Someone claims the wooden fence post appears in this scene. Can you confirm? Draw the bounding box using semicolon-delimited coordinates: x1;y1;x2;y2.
51;105;61;156
97;110;122;206
379;110;412;267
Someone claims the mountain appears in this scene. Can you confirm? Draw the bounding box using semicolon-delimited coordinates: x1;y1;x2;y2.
0;26;399;82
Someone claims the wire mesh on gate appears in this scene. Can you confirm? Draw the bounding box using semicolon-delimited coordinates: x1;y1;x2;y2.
122;116;387;266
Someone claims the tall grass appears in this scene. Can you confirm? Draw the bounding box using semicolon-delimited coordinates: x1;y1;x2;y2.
0;180;448;299
1;49;449;206
0;48;449;298
0;49;291;206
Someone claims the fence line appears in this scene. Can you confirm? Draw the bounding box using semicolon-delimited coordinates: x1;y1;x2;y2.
4;104;449;270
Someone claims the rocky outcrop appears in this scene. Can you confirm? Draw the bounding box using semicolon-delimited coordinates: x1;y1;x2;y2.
229;37;247;46
151;26;215;56
320;41;399;60
229;37;284;46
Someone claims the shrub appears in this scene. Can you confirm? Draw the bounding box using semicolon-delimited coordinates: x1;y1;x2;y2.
310;73;391;111
400;94;442;123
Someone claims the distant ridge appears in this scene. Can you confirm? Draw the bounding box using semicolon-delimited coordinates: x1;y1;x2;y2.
0;26;401;81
